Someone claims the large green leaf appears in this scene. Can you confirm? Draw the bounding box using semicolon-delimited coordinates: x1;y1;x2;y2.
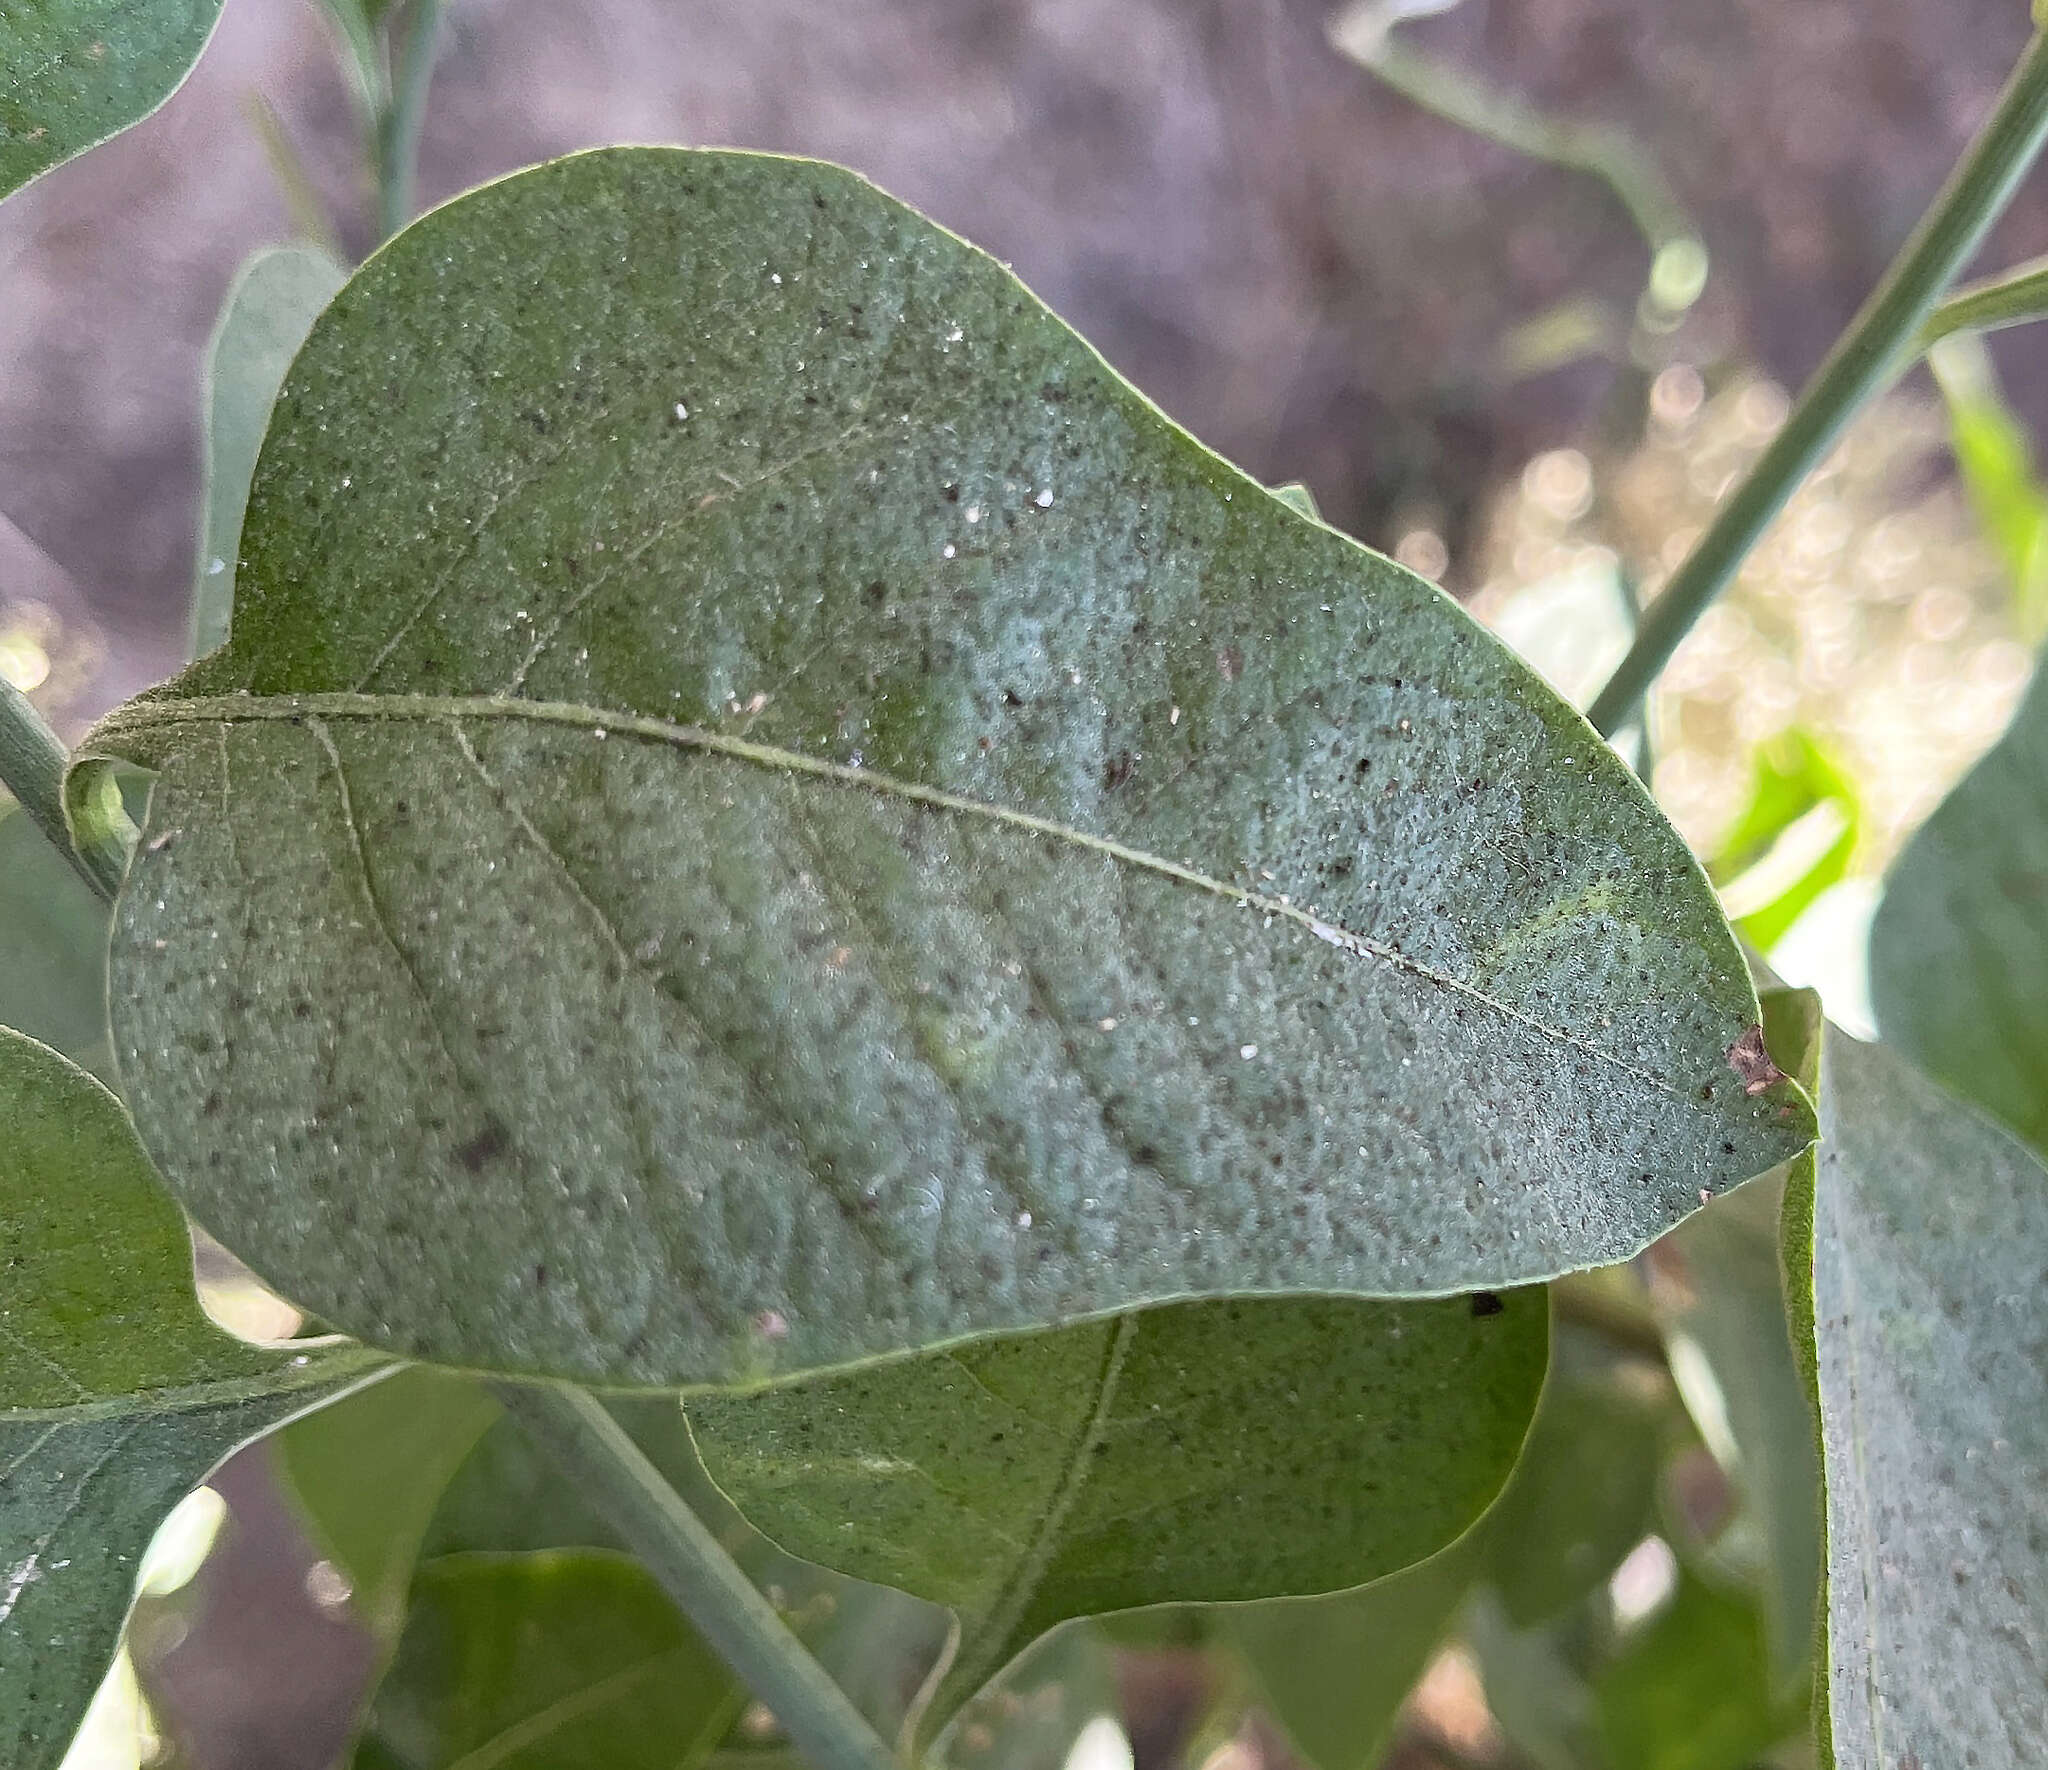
0;1027;383;1770
191;246;349;658
0;0;224;201
0;803;110;1075
1809;1031;2047;1766
690;1291;1545;1734
352;1551;744;1770
82;148;1809;1387
1869;656;2048;1149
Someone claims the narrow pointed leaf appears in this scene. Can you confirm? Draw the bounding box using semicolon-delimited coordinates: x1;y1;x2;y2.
191;246;349;657
0;0;225;201
84;148;1809;1387
0;1028;384;1770
1870;657;2048;1149
690;1290;1545;1734
1809;1031;2048;1767
352;1551;745;1770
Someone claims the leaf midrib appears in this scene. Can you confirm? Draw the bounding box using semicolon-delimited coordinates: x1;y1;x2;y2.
90;690;1692;1099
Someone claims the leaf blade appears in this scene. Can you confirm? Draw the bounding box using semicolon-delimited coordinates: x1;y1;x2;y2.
0;0;224;202
690;1291;1546;1735
88;147;1810;1386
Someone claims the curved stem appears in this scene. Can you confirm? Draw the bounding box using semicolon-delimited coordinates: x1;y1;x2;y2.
1587;28;2048;738
493;1381;904;1770
0;677;119;899
1921;252;2048;349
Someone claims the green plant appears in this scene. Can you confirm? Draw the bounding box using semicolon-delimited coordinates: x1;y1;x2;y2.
3;13;2045;1770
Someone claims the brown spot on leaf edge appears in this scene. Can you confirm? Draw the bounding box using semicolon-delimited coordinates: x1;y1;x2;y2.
1725;1023;1788;1097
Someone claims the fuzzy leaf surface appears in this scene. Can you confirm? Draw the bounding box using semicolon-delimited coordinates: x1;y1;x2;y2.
0;0;223;199
1810;1031;2047;1766
88;148;1808;1387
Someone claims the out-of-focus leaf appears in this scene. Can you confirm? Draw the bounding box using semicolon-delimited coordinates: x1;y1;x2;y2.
1648;987;1823;1693
1480;1327;1666;1628
1807;1031;2047;1768
1595;1568;1803;1770
0;1028;383;1770
275;1367;498;1645
1465;1591;1602;1770
691;1292;1546;1738
84;147;1810;1390
351;1551;744;1770
1709;731;1860;954
0;803;110;1074
1931;334;2048;642
191;247;347;657
1229;1539;1476;1770
1869;651;2048;1150
0;0;225;201
945;1624;1121;1770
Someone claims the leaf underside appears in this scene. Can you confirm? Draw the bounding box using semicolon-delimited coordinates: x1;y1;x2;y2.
88;148;1810;1387
1811;1032;2047;1767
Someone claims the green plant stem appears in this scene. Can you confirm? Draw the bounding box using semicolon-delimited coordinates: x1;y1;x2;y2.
1586;28;2048;739
492;1381;904;1770
0;676;117;898
1921;252;2048;349
376;0;442;240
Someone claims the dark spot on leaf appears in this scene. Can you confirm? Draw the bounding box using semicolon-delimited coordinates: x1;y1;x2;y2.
456;1119;511;1173
1468;1291;1505;1317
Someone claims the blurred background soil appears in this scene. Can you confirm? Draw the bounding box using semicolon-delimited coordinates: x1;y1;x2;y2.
7;1;2045;1764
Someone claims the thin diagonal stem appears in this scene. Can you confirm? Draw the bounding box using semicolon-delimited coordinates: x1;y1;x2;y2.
1588;29;2048;738
492;1381;903;1770
0;677;117;898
